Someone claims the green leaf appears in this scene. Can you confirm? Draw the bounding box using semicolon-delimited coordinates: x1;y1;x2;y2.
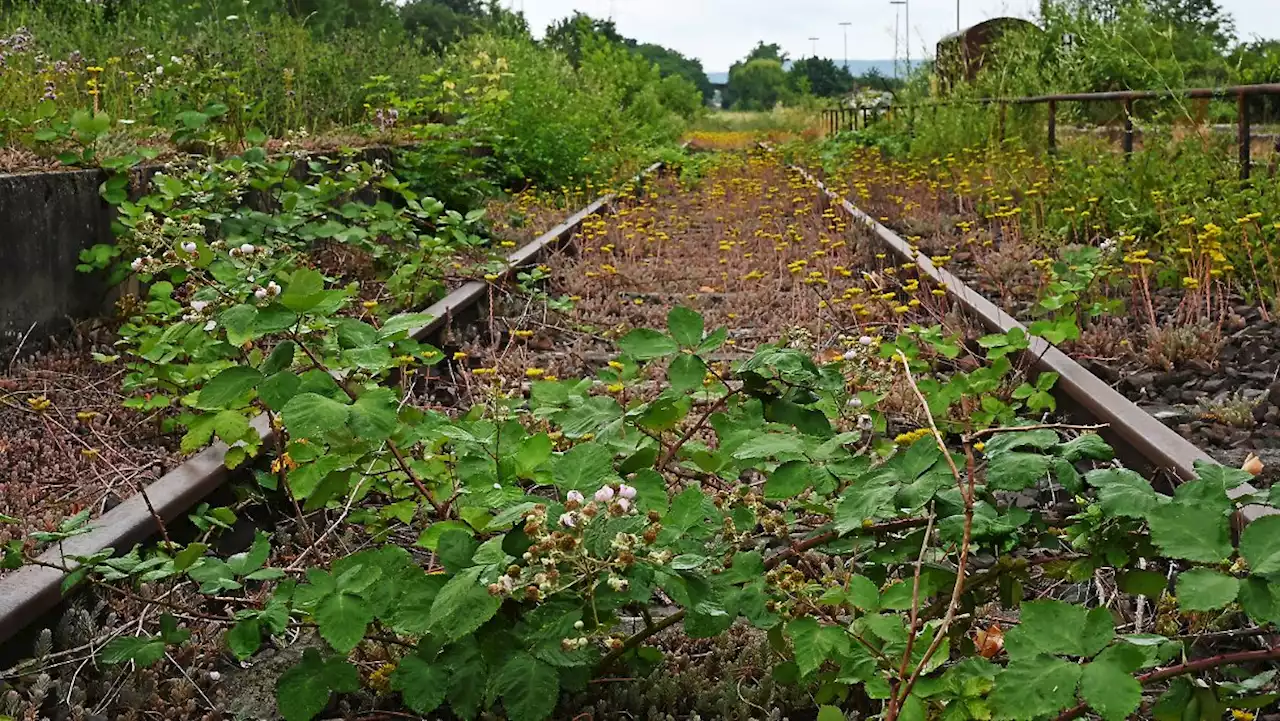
667;306;704;347
991;655;1082;719
552;442;616;492
1147;502;1233;563
259;371;302;411
227;618;262;661
282;393;350;440
1058;433;1113;462
668;353;708;393
986;451;1052;491
787;617;849;677
429;567;502;642
764;460;812;499
1004;600;1113;660
1175;568;1240;611
226;531;271;576
496;652;559;721
390;654;449;715
194;366;263;410
221;304;259;345
845;575;881;612
262;341;296;375
416;520;474;550
281;268;327;313
348;387;399;441
817;706;845;721
277;649;359;721
617;328;678;360
314;587;373;654
1086;468;1162;519
1240;516;1280;576
733;433;807;460
1081;649;1143;721
100;634;166;666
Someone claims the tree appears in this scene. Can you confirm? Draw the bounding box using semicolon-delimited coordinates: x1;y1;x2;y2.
544;12;625;66
726;58;790;110
744;42;788;64
634;43;713;102
787;56;854;98
400;0;481;50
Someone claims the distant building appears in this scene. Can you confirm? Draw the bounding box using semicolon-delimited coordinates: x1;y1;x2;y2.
936;18;1041;90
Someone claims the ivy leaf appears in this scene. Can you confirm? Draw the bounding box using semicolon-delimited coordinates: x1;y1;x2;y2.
1086;468;1162;519
764;460;812;499
667;306;704;347
1003;600;1113;659
276;649;359;721
195;366;263;410
991;655;1082;719
1147;502;1233;563
429;567;502;642
817;706;845;721
668;353;708;393
226;531;271;576
390;654;449;715
496;652;559;721
617;328;678;360
1175;568;1240;611
1240;516;1280;576
282;393;350;441
1080;649;1143;721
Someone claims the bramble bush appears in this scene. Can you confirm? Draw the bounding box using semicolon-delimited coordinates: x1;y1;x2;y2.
12;292;1280;719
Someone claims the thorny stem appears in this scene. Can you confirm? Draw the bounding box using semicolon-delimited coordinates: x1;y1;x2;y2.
893;508;937;693
657;390;737;469
1053;644;1280;721
886;352;976;720
966;422;1106;440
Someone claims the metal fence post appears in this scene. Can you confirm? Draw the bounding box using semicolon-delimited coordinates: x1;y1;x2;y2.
1047;99;1057;154
1239;92;1252;180
1123;98;1134;159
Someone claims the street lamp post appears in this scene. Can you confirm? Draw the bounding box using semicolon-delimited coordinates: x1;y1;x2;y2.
839;21;851;72
809;36;819;58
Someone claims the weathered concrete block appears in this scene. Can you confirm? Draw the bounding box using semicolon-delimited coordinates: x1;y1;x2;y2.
0;168;112;356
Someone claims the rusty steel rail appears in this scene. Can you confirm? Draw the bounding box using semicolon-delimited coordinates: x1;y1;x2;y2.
783;157;1270;525
822;81;1280;179
0;159;666;647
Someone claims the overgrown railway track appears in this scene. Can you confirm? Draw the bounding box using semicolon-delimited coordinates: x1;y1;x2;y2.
0;143;1276;721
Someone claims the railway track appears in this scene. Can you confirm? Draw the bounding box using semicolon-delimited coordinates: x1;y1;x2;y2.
0;143;1273;720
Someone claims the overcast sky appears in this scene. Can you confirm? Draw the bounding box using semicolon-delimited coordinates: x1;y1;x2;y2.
506;0;1278;71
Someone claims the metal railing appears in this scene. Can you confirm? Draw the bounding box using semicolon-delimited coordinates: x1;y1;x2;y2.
822;82;1280;179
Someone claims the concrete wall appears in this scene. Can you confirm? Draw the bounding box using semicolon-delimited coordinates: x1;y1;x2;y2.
0;168;113;356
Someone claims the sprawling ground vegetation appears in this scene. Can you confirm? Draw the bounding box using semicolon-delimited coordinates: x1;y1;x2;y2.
3;1;1280;720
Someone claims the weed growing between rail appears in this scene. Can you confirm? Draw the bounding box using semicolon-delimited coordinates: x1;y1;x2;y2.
3;145;1280;721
